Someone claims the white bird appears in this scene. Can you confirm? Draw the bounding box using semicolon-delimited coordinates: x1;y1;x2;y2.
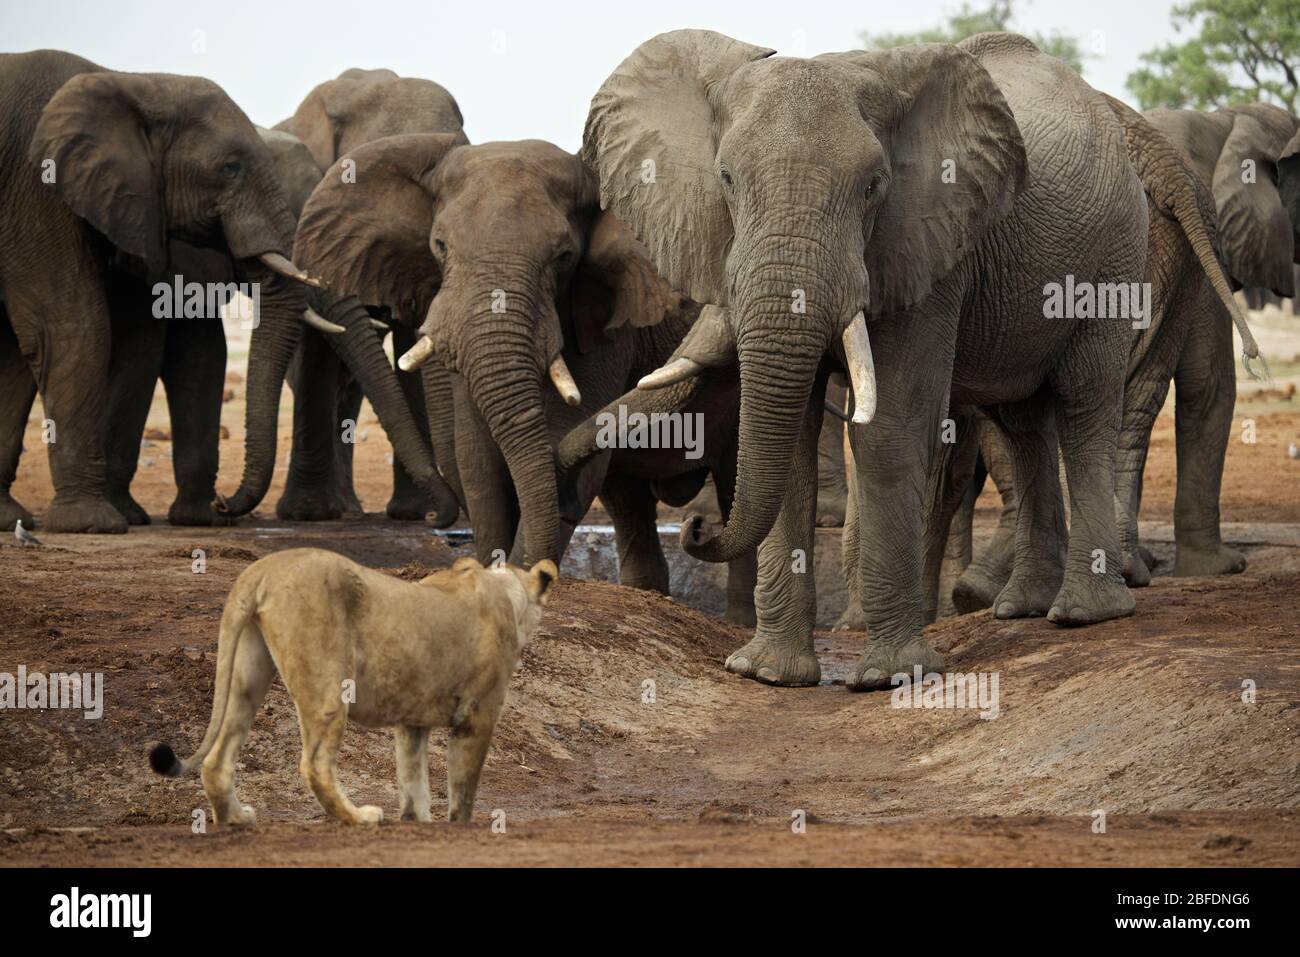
14;519;42;546
1289;442;1299;460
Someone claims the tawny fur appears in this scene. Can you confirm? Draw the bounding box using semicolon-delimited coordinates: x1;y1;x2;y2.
149;549;555;826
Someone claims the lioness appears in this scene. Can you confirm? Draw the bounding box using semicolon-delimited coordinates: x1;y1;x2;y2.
149;549;555;825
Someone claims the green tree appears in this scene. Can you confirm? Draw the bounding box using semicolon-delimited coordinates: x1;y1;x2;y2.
1127;0;1300;111
860;0;1089;74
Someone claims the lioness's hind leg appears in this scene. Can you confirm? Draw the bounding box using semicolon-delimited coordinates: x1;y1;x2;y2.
201;627;275;826
298;706;382;825
447;714;499;824
395;725;432;822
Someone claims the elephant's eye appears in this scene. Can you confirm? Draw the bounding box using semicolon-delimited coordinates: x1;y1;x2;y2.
719;166;734;188
221;160;242;180
865;171;887;200
556;248;575;268
433;238;448;257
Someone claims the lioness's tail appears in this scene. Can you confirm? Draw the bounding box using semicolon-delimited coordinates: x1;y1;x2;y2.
1103;93;1266;378
148;579;257;778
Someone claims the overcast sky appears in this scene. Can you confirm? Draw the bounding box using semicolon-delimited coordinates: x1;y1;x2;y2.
5;0;1186;152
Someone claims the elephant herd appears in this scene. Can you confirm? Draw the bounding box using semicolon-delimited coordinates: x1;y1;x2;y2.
2;32;1298;691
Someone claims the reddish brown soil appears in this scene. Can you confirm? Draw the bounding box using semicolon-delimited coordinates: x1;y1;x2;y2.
1;528;1297;866
2;370;1299;866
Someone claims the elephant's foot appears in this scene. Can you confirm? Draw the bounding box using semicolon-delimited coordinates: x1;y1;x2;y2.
847;638;945;693
833;598;868;631
952;563;1009;615
170;490;237;527
276;484;343;522
725;632;820;687
43;495;128;534
1046;573;1136;627
0;491;35;532
106;488;150;526
815;489;846;527
1173;543;1247;578
1138;544;1157;571
1122;549;1151;588
385;489;436;522
992;573;1059;620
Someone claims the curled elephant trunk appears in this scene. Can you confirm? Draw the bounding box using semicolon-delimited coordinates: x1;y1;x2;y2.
682;329;823;564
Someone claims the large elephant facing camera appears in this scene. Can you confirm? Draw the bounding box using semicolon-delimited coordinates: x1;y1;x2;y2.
578;30;1169;689
0;50;321;532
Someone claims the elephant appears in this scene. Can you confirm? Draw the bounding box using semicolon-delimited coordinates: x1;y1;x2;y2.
0;50;321;533
286;134;758;623
97;126;326;527
578;29;1183;690
269;68;466;521
946;102;1299;614
1282;127;1300;230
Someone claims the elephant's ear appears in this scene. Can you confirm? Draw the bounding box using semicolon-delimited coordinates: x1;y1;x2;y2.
30;71;168;276
1280;127;1300;235
582;30;775;306
824;41;1027;315
568;207;692;354
294;132;466;325
1212;109;1298;295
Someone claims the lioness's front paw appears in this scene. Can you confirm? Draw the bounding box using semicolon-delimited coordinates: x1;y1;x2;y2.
230;805;257;826
356;805;384;824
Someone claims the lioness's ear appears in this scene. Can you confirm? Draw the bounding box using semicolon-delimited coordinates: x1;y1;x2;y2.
529;560;558;604
452;557;482;572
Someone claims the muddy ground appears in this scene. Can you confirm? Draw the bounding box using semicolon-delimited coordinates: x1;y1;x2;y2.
1;312;1299;866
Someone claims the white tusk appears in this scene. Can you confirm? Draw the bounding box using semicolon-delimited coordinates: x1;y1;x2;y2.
398;335;437;372
548;355;582;407
370;319;390;333
258;252;326;289
637;357;704;390
841;311;877;425
301;307;346;334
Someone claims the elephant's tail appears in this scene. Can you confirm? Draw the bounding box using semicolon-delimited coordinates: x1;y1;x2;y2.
1104;94;1266;380
148;570;258;778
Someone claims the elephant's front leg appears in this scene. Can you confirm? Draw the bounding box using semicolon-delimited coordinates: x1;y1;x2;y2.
724;371;827;687
386;326;439;521
921;409;980;624
10;280;126;533
161;318;233;526
952;415;1020;612
104;291;167;525
601;474;670;594
279;329;346;520
1170;290;1244;578
0;313;38;530
845;310;957;692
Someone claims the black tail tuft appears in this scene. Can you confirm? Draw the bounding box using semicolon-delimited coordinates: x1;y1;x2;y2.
148;742;182;777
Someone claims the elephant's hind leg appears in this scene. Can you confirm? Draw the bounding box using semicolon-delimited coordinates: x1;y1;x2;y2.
987;397;1067;619
1045;327;1136;627
1170;287;1244;578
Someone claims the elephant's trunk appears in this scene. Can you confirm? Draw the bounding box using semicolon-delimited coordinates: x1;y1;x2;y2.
681;258;832;563
214;265;304;516
460;293;561;566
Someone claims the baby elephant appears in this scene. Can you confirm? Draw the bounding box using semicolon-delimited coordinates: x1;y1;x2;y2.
149;549;555;825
